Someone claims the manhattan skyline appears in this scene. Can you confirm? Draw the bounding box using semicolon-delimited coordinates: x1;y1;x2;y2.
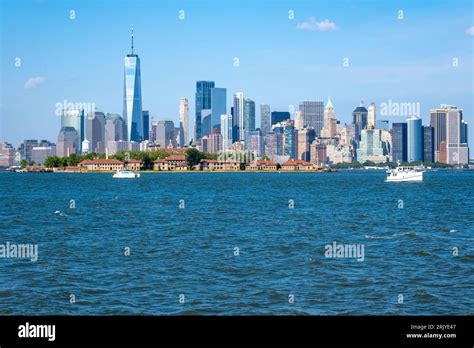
0;0;473;146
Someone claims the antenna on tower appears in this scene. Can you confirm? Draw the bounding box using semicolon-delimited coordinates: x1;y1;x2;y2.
130;25;134;54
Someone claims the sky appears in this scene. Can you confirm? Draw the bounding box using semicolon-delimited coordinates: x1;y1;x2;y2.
0;0;473;147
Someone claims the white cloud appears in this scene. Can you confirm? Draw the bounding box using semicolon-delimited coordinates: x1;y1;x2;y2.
466;26;474;36
296;17;338;32
24;76;46;89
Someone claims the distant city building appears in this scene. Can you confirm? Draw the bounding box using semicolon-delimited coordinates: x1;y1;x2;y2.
294;111;304;130
352;101;368;143
86;111;106;153
57;127;79;157
209;128;222;154
247;129;263;157
142;110;150;141
81;139;90;155
296;128;316;161
0;143;16;167
155;120;176;149
201;109;212;137
422;126;435;163
264;132;278;159
376;119;389;131
211;87;227;131
445;106;468;164
243;99;256;146
19;139;39;163
105;113;127;143
179;97;189;145
283;120;296;159
233;92;244;142
321;97;337;138
201;135;209;152
357;129;387;163
407;115;422;162
123;28;143;142
367;102;376;129
221;114;233;151
260;104;271;136
326;142;353;165
195;81;215;141
31;146;56;165
299;101;324;136
61;108;85;152
430;104;469;164
271;111;291;127
310;139;327;165
391;122;407;162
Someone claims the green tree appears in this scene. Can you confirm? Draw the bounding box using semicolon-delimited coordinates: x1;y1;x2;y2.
20;159;27;168
185;148;204;168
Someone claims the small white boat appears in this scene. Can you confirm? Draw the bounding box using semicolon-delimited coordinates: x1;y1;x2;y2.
385;161;423;182
112;170;140;179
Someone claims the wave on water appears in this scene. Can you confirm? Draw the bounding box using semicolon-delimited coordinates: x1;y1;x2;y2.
365;231;417;240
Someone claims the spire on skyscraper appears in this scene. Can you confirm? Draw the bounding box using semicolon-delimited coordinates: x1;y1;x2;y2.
130;26;134;54
325;96;334;109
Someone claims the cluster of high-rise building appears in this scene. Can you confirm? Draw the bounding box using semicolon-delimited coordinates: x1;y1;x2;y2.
1;31;470;168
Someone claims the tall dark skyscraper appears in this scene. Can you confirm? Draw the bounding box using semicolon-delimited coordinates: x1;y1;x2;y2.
271;111;291;127
422;125;434;163
352;101;368;143
195;81;215;141
142;110;149;141
391;122;407;162
210;88;226;132
243;99;256;146
123;28;143;142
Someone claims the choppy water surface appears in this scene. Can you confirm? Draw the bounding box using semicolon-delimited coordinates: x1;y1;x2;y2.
0;170;472;315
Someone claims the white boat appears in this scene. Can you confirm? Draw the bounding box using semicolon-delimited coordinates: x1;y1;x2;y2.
385;161;423;182
112;170;140;179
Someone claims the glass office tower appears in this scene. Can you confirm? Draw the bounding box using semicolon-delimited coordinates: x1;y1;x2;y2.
123;29;143;142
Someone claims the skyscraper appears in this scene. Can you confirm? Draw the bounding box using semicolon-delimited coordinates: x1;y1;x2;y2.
179;97;189;145
209;128;222;154
367;103;376;129
61;108;84;151
211;88;227;131
57;127;79;157
142;110;149;141
86;111;106;153
232;92;244;142
297;128;316;161
407;116;422;162
247;129;263;157
195;81;215;141
221;114;233;151
260;104;271;136
104;113;126;142
123;28;143;142
299;101;324;136
321;97;337;138
430;104;469;164
243;99;256;146
201;109;212;137
352;101;368;143
155;121;176;149
271;111;291;126
294;111;304;130
357;129;387;163
391;123;407;162
422;126;434;163
446;106;469;164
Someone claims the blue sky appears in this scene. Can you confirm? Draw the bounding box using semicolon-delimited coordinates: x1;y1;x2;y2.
1;0;473;146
